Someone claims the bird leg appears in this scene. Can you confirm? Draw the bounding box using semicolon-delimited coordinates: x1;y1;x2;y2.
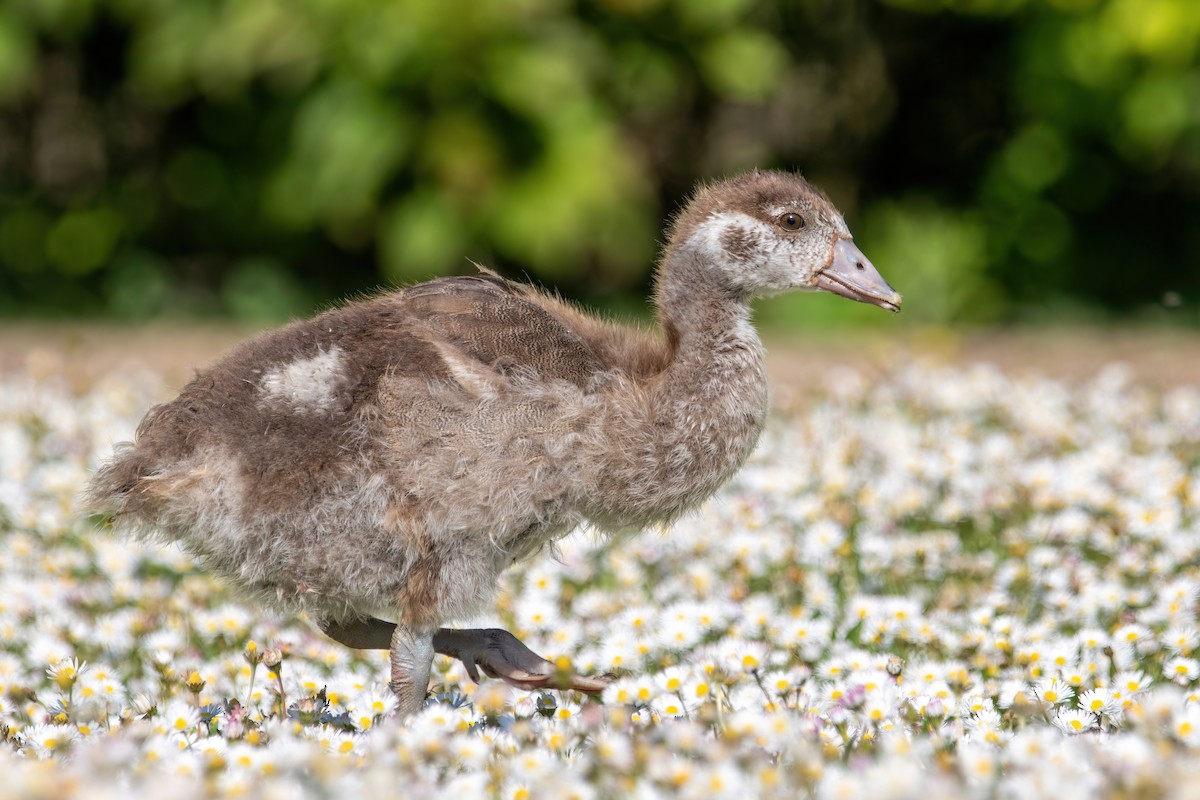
433;627;613;695
388;624;435;718
317;616;395;649
317;617;612;695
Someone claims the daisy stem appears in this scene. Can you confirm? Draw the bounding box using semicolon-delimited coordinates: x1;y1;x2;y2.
675;690;691;721
750;669;775;711
245;663;257;709
275;665;287;717
1029;687;1053;725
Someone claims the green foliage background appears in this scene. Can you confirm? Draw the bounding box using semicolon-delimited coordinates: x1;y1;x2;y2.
0;0;1197;325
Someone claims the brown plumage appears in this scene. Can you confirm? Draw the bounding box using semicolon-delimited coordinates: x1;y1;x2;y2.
86;170;902;716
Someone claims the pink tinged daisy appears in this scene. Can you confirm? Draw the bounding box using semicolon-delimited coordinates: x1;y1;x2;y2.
913;695;947;718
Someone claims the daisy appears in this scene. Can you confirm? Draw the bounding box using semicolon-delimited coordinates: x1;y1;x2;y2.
1164;626;1200;655
76;662;126;709
1076;688;1118;717
965;709;1010;746
862;687;902;727
779;616;832;661
45;657;86;690
158;700;201;737
1110;670;1152;708
1164;656;1200;684
1034;678;1075;706
1170;704;1200;746
1112;624;1152;649
960;690;998;714
515;596;563;632
660;614;702;650
1052;708;1098;734
21;723;77;760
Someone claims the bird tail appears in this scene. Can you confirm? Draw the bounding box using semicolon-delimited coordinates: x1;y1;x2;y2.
82;440;156;523
88;404;167;515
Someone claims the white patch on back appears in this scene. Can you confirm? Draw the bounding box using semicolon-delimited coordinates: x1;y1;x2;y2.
259;347;345;413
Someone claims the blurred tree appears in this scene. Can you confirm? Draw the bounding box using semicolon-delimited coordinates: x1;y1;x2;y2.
866;0;1200;324
0;0;1196;324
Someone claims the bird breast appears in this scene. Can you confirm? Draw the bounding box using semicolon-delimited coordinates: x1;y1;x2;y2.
582;334;769;531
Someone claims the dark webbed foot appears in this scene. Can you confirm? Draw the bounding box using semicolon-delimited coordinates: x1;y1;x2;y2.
317;617;614;695
433;627;614;695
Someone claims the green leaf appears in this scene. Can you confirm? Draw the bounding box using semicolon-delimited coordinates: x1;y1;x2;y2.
379;191;464;283
699;30;789;101
0;9;34;101
45;208;123;276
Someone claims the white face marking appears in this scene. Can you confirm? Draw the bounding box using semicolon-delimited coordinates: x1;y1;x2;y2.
259;347;346;413
687;210;843;297
689;211;772;270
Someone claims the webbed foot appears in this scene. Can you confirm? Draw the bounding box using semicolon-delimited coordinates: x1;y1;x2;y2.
316;617;614;697
433;627;613;694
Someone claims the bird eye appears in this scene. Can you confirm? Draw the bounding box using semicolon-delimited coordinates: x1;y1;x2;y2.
778;213;805;231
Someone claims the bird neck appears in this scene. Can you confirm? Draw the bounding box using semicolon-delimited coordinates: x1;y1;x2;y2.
638;250;768;508
653;249;766;392
581;250;769;531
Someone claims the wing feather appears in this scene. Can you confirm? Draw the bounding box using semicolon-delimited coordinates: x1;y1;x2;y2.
397;275;606;386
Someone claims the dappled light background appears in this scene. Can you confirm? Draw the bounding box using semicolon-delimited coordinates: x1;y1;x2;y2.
0;0;1197;326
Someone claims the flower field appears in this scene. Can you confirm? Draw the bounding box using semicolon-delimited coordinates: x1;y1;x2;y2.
2;352;1199;798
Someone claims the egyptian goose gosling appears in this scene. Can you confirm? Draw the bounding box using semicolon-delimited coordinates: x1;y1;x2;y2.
87;170;901;716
